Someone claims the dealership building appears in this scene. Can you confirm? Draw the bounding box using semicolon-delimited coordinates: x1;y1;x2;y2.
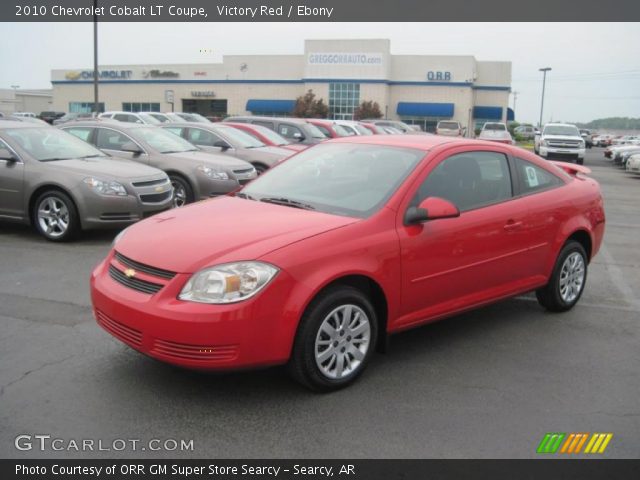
51;38;512;132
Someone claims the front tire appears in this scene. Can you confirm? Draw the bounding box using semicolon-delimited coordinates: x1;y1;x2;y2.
32;190;79;242
289;286;378;392
536;240;588;312
169;175;194;207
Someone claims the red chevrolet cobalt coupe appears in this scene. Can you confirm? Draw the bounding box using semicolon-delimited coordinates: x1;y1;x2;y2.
91;135;605;391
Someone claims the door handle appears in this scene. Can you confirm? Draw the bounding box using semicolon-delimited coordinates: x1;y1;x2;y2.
504;220;523;231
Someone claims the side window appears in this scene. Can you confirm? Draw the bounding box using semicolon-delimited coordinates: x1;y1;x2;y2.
96;129;136;151
254;121;275;130
187;128;222;146
64;127;93;143
416;151;512;212
314;125;331;137
164;127;184;137
514;157;564;195
278;124;302;139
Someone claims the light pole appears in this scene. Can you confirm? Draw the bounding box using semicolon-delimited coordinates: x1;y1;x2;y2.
512;90;519;117
93;0;99;115
538;67;551;128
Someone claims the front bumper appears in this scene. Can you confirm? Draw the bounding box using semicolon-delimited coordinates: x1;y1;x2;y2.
90;252;299;370
79;194;173;230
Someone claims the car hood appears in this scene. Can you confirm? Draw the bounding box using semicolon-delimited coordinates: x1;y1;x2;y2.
167;150;252;169
49;157;164;180
238;146;291;162
116;196;359;273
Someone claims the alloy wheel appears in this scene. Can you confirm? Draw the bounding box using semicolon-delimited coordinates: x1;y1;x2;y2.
37;196;70;239
559;251;585;303
171;181;187;207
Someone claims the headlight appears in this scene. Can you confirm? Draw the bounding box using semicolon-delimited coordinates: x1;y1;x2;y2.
179;261;278;304
541;140;549;147
83;177;127;196
197;165;229;180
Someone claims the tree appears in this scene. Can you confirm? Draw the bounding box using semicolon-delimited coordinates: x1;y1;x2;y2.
353;100;383;120
293;90;328;118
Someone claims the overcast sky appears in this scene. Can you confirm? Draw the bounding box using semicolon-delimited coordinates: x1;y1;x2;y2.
2;22;639;123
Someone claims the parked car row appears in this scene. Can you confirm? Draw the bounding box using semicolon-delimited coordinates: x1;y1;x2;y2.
603;138;640;172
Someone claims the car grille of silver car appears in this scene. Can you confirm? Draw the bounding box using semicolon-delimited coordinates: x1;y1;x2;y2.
548;140;581;149
139;191;173;204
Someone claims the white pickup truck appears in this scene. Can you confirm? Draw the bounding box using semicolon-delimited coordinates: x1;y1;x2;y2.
534;123;586;164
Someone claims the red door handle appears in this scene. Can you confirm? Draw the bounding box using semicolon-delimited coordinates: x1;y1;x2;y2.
504;220;523;231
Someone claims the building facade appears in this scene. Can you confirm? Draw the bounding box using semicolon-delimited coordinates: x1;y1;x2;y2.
0;89;53;116
51;39;512;133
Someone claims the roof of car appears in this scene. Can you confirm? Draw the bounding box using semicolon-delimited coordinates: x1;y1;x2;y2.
329;133;496;151
0;120;35;129
58;119;146;129
226;116;315;125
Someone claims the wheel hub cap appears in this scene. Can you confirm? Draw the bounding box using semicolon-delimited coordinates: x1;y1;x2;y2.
559;252;585;303
314;304;371;380
37;197;69;238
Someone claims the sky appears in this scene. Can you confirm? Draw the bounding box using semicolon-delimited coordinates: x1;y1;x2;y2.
2;22;639;124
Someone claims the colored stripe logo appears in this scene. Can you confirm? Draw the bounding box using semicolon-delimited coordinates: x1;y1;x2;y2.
537;433;613;454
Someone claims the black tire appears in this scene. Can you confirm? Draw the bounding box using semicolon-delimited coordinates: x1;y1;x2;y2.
536;240;588;312
169;174;194;207
253;163;268;175
32;190;79;242
288;286;378;392
577;158;584;165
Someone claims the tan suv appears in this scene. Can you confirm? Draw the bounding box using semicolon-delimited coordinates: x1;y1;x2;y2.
0;121;172;241
436;121;464;137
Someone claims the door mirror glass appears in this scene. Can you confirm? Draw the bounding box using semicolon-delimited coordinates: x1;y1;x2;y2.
0;147;16;162
121;141;143;154
405;197;460;224
213;140;231;151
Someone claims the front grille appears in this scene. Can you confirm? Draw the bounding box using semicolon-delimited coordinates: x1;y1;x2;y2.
132;178;168;187
109;264;163;294
114;251;176;280
548;141;580;149
151;339;239;362
100;213;135;221
140;191;172;203
95;309;143;347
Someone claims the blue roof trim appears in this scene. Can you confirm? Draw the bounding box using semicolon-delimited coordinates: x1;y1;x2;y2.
473;106;503;120
507;108;515;121
397;102;454;117
246;99;296;113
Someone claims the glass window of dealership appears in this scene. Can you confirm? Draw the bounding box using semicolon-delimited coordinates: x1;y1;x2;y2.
51;39;511;133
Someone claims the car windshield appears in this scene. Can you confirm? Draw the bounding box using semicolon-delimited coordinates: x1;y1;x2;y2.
179;113;210;123
215;126;266;148
305;122;329;139
544;125;580;136
137;113;161;125
438;122;459;130
483;123;506;131
353;124;373;135
165;113;188;123
333;124;354;137
241;124;291;146
134;127;198;153
4;127;107;161
240;143;424;218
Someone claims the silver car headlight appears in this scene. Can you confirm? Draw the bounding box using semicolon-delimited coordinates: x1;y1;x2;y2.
83;177;127;196
197;165;229;180
179;262;279;304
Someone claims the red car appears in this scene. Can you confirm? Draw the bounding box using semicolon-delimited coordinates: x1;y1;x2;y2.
91;136;605;391
306;119;352;139
224;122;307;153
360;122;389;135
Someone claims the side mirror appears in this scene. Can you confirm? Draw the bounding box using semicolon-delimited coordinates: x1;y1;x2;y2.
121;141;143;154
293;132;305;142
405;197;460;224
213;140;231;151
0;148;16;162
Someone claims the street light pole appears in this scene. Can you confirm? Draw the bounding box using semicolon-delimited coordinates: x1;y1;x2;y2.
93;0;99;115
538;67;551;128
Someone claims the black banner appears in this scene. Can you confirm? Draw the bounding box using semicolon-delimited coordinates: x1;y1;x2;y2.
2;0;640;22
3;460;640;480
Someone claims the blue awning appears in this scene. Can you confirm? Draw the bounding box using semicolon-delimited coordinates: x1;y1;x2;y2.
473;106;503;120
397;102;454;117
246;99;295;114
507;108;515;122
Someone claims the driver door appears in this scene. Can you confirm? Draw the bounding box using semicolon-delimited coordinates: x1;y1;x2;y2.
0;138;24;219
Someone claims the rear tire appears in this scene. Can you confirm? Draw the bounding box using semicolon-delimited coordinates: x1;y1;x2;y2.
32;190;79;242
536;241;588;312
288;286;378;392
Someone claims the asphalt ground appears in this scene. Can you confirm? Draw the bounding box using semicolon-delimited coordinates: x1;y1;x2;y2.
0;148;638;459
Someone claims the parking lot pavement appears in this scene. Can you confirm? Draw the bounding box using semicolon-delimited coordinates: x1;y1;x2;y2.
1;148;639;459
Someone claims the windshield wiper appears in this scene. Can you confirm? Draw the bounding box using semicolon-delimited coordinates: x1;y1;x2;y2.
80;154;104;159
235;192;256;200
260;197;315;210
40;157;71;162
